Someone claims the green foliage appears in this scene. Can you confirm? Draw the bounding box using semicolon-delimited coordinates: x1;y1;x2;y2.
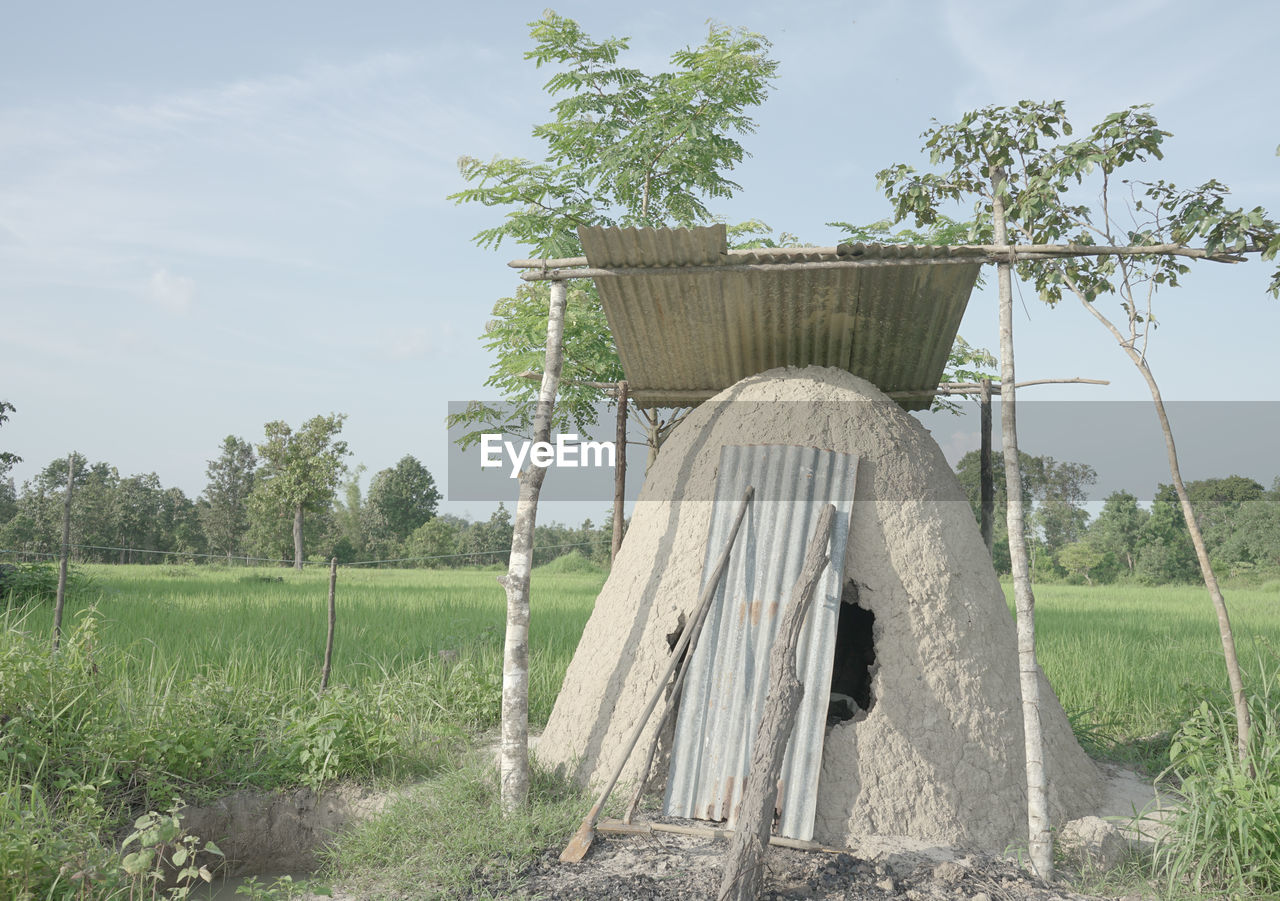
533;549;606;574
235;874;330;899
447;281;625;449
452;12;778;253
0;400;20;481
448;13;777;447
1157;666;1280;896
200;435;257;561
1;561;76;606
252;414;351;567
364;455;441;544
119;804;223;900
1056;540;1114;585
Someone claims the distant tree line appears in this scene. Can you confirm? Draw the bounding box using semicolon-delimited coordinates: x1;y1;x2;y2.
955;451;1280;585
0;412;614;569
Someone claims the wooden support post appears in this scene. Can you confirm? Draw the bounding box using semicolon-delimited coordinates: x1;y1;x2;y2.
52;453;75;652
612;380;628;562
979;378;994;556
718;505;836;901
498;279;570;812
321;557;337;691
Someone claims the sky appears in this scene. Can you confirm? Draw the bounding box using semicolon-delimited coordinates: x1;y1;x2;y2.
3;0;1278;526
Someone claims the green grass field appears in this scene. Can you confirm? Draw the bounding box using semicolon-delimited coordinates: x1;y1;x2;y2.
5;563;1280;898
1021;582;1280;762
24;564;1280;763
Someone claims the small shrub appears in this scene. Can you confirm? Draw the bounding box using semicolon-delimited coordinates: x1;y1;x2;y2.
1;562;78;606
534;551;607;575
1155;668;1280;896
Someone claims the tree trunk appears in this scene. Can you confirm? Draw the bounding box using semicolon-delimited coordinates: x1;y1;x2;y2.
991;172;1052;880
497;279;569;811
1074;288;1251;762
293;504;304;571
718;505;835;901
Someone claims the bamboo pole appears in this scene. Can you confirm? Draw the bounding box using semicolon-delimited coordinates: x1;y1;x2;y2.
321;557;337;691
52;453;75;653
612;381;628;562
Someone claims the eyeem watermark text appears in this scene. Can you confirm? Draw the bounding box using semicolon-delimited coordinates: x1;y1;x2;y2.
480;434;615;478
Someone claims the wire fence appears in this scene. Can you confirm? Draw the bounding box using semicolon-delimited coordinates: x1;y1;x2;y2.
0;541;599;569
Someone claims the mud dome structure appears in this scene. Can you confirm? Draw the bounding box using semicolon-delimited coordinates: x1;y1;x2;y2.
538;366;1104;850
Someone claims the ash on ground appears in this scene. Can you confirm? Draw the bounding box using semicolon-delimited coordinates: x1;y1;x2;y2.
502;827;1122;901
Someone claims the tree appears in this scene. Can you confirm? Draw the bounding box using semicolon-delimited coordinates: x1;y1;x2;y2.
365;455;441;544
880;100;1278;772
875;101;1090;878
1057;540;1110;585
0;401;20;482
405;515;467;568
253;414;351;570
449;12;778;812
1089;490;1148;576
201;436;257;562
448;13;778;459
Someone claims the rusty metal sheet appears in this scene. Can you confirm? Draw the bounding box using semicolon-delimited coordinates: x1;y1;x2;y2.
663;443;858;841
577;225;980;411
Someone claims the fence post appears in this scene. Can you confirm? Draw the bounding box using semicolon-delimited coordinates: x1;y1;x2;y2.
321;558;337;691
52;453;75;652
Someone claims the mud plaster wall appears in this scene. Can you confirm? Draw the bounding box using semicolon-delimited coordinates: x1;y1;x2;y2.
537;366;1103;850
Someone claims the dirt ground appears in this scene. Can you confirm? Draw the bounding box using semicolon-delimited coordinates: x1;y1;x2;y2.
496;824;1124;900
201;761;1167;900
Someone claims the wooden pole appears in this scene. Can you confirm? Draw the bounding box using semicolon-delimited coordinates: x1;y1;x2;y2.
560;486;755;863
52;453;75;652
979;378;994;556
498;279;570;812
991;168;1052;881
718;505;836;901
612;381;628;562
508;240;1252;278
321;557;337;691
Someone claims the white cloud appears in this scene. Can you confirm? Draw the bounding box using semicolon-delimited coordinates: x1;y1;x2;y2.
148;269;195;313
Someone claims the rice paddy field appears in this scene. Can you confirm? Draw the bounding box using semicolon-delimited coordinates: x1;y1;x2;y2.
20;564;1280;765
5;563;1280;898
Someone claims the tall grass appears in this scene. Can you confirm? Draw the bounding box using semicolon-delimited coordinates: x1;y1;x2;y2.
1006;583;1280;768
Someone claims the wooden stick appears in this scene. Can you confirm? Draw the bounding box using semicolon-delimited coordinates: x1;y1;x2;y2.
622;545;721;824
321;557;337;691
508;240;1255;277
559;485;755;862
596;819;845;854
979;379;994;556
611;381;628;562
718;505;836;901
52;453;75;653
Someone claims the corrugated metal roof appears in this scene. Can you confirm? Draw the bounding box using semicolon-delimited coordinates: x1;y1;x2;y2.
578;225;981;410
663;444;858;842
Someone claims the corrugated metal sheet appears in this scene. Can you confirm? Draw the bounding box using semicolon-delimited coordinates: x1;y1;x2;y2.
578;225;981;410
663;444;858;841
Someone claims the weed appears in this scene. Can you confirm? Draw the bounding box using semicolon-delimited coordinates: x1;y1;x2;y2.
1154;664;1280;897
326;755;588;898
